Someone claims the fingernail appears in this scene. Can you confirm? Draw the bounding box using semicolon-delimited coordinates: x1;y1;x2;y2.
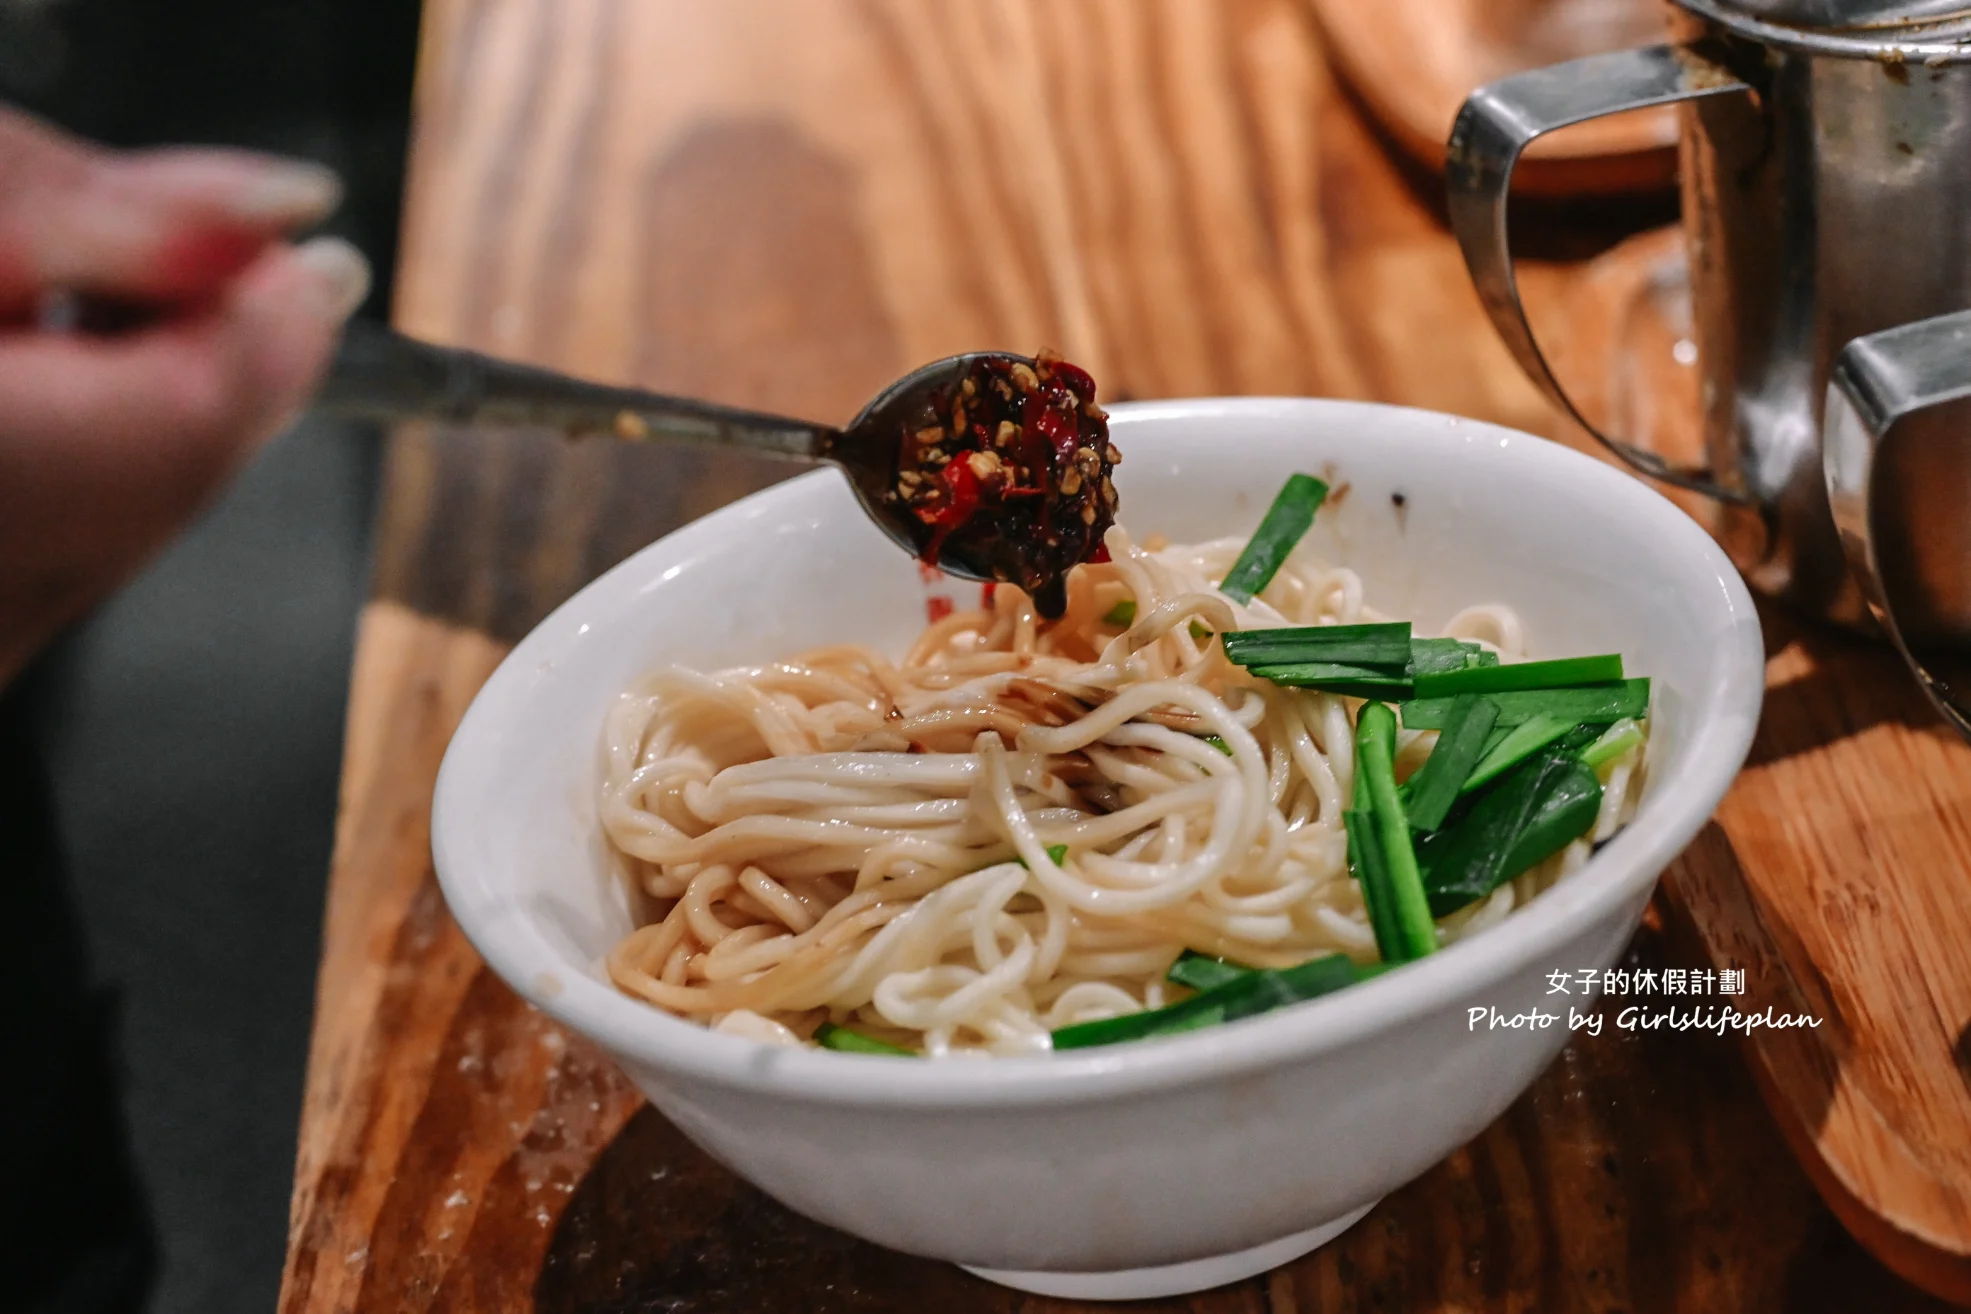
292;235;371;320
234;160;344;225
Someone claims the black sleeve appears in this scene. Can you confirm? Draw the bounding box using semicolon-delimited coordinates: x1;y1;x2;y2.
0;677;154;1314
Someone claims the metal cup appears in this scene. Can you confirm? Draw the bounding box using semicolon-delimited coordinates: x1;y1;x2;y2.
1448;1;1971;734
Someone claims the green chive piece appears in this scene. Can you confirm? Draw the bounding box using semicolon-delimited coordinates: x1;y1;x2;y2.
1166;951;1252;992
1345;808;1404;956
1557;722;1607;753
1416;751;1603;917
1103;600;1137;627
1581;718;1645;771
1348;744;1406;954
1051;995;1228;1049
1017;843;1069;869
1053;952;1360;1050
1356;702;1437;961
1407;637;1482;676
1249;661;1402;682
1218;474;1330;605
1190;620;1213;643
1481;719;1594;758
813;1022;914;1056
1401;679;1650;730
1201;735;1234;756
1461;712;1579;795
1222;622;1413;669
1246;661;1413;698
1411;654;1625;699
1402;695;1500;832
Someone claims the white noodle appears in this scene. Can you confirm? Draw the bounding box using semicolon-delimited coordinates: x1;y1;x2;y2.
599;524;1629;1055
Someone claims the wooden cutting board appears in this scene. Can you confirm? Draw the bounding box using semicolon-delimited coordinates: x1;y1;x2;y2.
1551;226;1971;1302
1308;0;1679;196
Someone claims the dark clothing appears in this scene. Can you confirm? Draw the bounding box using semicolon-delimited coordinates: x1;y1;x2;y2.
0;3;412;1309
0;680;154;1314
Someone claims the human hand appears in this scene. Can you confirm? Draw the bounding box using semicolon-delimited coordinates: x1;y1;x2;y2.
0;105;370;686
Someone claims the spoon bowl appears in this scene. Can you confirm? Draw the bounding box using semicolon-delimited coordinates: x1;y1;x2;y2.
821;351;1021;585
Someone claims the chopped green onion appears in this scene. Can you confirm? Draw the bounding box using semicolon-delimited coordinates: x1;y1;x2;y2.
1355;703;1437;961
1222;622;1412;669
1401;695;1500;831
1581;718;1645;771
1344;808;1403;955
1482;720;1598;758
1461;712;1578;795
1407;636;1484;676
1557;722;1606;753
1201;735;1234;756
1166;951;1252;992
1225;630;1515;704
814;1022;914;1056
1013;843;1071;869
1401;679;1650;730
1411;654;1625;699
1350;739;1413;957
1416;750;1603;917
1052;952;1360;1050
1100;599;1202;639
1245;661;1413;698
1218;474;1330;605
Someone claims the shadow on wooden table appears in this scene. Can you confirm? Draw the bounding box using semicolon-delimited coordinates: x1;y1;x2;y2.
1322;50;1677;268
1745;599;1953;771
531;920;1951;1314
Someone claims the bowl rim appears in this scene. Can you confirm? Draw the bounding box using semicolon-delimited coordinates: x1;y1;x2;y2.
431;396;1765;1108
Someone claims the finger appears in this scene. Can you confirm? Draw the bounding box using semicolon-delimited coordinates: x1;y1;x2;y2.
0;237;370;639
205;235;375;443
0;105;343;312
0;234;370;484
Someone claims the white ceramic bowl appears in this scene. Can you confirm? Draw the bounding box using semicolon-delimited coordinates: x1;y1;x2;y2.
432;399;1763;1301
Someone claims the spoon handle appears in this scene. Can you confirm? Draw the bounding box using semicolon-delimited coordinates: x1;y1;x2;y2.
316;320;836;460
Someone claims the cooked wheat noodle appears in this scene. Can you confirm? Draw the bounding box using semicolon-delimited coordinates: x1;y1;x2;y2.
600;525;1646;1056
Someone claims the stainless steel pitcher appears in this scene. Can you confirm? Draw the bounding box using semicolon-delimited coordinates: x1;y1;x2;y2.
1448;0;1971;735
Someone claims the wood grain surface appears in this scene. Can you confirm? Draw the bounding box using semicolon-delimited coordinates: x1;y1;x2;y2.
280;1;1971;1309
1308;0;1679;197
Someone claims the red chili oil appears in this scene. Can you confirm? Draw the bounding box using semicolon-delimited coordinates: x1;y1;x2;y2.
887;350;1118;618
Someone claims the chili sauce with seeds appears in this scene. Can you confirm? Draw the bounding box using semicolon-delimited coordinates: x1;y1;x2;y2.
886;350;1118;618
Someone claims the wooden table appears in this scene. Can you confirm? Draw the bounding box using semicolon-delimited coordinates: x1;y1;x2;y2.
279;2;1963;1309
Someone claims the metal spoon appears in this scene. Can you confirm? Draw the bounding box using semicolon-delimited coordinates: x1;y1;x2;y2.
318;319;1034;589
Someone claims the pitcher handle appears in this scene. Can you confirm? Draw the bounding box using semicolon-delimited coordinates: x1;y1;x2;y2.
1447;44;1752;502
1826;312;1971;736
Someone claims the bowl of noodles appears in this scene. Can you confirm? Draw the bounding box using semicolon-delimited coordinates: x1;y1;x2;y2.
432;397;1762;1301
